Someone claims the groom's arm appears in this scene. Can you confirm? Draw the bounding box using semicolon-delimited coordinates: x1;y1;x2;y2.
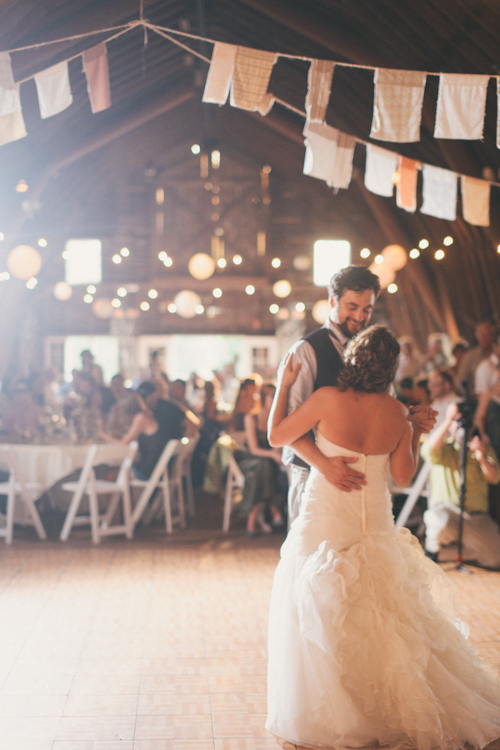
271;343;366;492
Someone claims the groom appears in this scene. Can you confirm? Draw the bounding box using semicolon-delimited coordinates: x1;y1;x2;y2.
271;265;381;525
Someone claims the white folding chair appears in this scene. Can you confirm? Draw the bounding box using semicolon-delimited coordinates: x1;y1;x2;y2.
393;460;431;529
0;446;47;544
223;454;245;533
130;439;179;534
60;442;137;544
139;438;197;530
182;434;199;518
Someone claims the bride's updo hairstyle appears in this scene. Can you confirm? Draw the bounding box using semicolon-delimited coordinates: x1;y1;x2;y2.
336;325;400;393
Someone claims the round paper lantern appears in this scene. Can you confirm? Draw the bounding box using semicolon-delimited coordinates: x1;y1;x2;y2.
92;298;114;319
7;245;42;280
369;262;396;290
188;253;215;280
53;281;72;301
273;279;292;298
312;299;330;324
293;255;312;271
382;244;407;271
174;290;201;319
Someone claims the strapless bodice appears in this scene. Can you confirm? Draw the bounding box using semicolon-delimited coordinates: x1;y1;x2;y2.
293;431;393;554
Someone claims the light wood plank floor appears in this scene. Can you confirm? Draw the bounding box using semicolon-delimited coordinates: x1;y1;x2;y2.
0;517;499;750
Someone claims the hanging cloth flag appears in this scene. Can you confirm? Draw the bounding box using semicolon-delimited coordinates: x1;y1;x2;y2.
0;51;27;146
230;46;277;111
364;144;397;197
461;175;490;226
420;164;457;221
257;92;275;116
35;61;73;119
202;42;237;105
303;121;355;189
396;156;419;213
434;73;489;140
305;59;335;123
82;42;111;113
370;69;426;143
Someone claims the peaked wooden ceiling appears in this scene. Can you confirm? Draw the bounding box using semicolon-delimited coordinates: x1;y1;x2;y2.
1;0;500;368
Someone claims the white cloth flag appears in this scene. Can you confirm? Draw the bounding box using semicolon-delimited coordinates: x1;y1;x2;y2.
35;61;73;119
202;42;237;105
0;51;26;146
303;121;355;189
364;144;397;197
230;46;277;111
461;175;490;226
370;69;426;143
420;164;457;221
434;74;489;140
306;59;335;123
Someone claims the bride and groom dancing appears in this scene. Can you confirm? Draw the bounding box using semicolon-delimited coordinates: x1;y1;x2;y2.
266;266;500;750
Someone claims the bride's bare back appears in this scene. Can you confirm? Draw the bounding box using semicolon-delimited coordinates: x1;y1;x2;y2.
315;386;407;456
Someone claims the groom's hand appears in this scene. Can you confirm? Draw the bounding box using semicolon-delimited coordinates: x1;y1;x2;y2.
323;456;366;492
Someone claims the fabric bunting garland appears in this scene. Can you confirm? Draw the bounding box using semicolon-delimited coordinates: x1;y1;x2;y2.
461;176;490;226
370;69;427;143
364;144;397;197
82;42;111;113
34;61;73;119
202;42;237;105
303;121;355;189
0;52;26;146
421;164;458;221
396;156;419;213
230;47;277;112
434;74;489;140
306;59;335;123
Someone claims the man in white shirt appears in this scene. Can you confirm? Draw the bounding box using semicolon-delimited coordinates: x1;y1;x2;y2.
475;331;500;396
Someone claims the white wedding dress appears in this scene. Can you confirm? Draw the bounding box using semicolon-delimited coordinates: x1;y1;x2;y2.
266;432;500;750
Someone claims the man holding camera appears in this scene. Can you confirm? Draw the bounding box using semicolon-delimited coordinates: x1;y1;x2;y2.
422;402;500;568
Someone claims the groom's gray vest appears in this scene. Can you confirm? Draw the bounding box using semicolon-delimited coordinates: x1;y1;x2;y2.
291;327;344;468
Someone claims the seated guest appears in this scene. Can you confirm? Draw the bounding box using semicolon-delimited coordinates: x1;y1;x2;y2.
191;381;227;487
238;383;286;536
99;384;169;481
449;340;469;391
105;376;134;439
427;369;459;429
231;378;258;432
152;379;200;438
422;402;500;568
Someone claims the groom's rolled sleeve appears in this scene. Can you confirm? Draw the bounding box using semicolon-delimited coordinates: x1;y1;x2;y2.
277;340;317;465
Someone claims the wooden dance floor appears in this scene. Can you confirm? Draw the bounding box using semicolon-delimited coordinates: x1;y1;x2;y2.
1;510;500;750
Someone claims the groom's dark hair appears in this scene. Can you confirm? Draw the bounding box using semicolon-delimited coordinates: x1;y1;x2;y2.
329;265;381;302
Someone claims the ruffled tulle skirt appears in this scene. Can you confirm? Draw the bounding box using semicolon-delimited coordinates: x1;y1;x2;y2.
266;525;500;750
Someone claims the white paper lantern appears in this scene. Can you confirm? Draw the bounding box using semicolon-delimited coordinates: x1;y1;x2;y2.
92;298;114;319
53;281;72;301
369;262;396;290
382;244;407;271
312;299;330;324
7;245;42;280
174;290;201;319
293;255;312;271
273;279;292;298
188;253;215;280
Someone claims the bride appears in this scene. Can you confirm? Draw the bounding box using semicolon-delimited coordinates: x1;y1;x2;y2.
266;325;500;750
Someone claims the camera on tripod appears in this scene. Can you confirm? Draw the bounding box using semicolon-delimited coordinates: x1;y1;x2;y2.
456;381;477;434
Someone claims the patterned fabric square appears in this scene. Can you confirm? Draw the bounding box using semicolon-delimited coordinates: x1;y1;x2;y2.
230;47;277;111
306;59;335;123
370;69;427;143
